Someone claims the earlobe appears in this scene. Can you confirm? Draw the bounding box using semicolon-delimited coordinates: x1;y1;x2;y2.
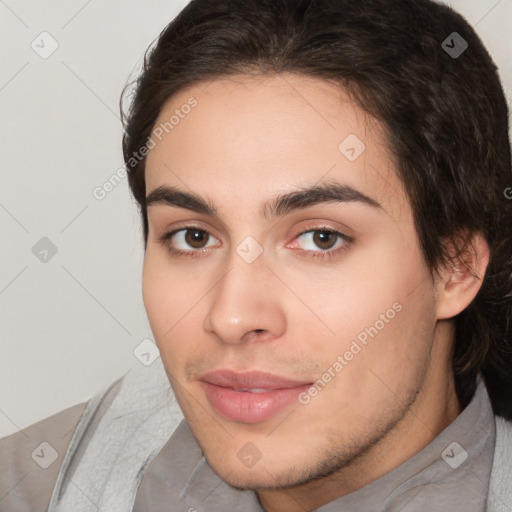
435;232;490;320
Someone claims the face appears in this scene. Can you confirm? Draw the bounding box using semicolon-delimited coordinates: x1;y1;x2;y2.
142;73;443;495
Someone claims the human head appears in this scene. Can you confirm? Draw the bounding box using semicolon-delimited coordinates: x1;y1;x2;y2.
122;3;511;508
122;0;512;417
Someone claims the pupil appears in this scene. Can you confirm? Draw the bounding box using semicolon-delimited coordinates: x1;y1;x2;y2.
313;231;336;250
185;229;208;248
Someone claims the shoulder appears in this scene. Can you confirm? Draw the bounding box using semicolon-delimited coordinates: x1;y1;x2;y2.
488;416;512;511
0;402;88;512
46;360;184;511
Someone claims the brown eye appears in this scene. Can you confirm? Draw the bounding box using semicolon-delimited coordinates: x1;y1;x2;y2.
287;227;351;260
312;230;339;250
184;228;210;248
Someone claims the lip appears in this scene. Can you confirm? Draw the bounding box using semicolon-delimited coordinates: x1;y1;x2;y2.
199;370;312;424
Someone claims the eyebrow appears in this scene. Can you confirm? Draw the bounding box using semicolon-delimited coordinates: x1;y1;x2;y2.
145;181;382;219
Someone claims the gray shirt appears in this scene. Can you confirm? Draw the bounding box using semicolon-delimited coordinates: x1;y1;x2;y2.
133;375;496;512
0;375;496;511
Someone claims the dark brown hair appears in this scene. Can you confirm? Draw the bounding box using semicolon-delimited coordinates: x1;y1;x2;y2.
121;0;512;418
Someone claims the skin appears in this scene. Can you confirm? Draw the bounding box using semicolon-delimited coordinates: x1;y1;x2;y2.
142;73;489;512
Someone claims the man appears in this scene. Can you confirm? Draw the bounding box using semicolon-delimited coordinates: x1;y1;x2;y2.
2;0;512;511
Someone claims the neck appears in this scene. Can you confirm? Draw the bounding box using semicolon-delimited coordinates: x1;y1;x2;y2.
257;325;461;512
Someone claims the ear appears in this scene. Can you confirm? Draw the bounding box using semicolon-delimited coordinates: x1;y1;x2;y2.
435;231;490;320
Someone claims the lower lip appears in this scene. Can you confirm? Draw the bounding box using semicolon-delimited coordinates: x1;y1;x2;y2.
201;382;311;423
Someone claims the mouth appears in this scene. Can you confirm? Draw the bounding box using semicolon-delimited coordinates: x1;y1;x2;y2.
199;370;313;424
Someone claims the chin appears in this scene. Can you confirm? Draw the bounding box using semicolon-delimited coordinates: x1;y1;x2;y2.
203;439;360;492
206;457;305;490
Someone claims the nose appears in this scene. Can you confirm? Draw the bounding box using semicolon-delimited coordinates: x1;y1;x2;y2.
203;255;287;345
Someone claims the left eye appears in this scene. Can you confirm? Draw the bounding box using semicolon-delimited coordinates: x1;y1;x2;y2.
168;228;219;251
294;230;348;251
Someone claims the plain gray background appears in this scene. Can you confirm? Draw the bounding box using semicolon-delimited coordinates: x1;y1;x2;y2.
1;0;511;437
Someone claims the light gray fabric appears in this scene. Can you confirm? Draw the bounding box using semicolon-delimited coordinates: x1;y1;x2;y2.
47;357;184;512
488;416;512;511
134;375;499;512
132;420;263;512
44;357;512;512
0;402;87;512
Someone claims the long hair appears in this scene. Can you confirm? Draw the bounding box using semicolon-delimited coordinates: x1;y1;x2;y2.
121;0;512;418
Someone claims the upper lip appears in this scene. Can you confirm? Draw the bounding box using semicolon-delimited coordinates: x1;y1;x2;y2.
199;370;311;389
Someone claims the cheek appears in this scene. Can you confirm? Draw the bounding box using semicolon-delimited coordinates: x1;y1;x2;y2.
142;252;170;331
288;240;421;344
288;233;434;381
142;251;200;343
142;254;198;386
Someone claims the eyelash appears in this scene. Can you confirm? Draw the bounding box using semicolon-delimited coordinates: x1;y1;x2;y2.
158;227;216;260
158;226;353;260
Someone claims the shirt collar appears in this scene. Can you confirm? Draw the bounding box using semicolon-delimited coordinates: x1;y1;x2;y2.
315;374;495;512
142;374;495;512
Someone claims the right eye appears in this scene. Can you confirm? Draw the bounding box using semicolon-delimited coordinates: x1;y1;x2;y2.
160;227;220;256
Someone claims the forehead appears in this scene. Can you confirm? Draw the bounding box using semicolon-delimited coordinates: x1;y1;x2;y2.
144;73;406;218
